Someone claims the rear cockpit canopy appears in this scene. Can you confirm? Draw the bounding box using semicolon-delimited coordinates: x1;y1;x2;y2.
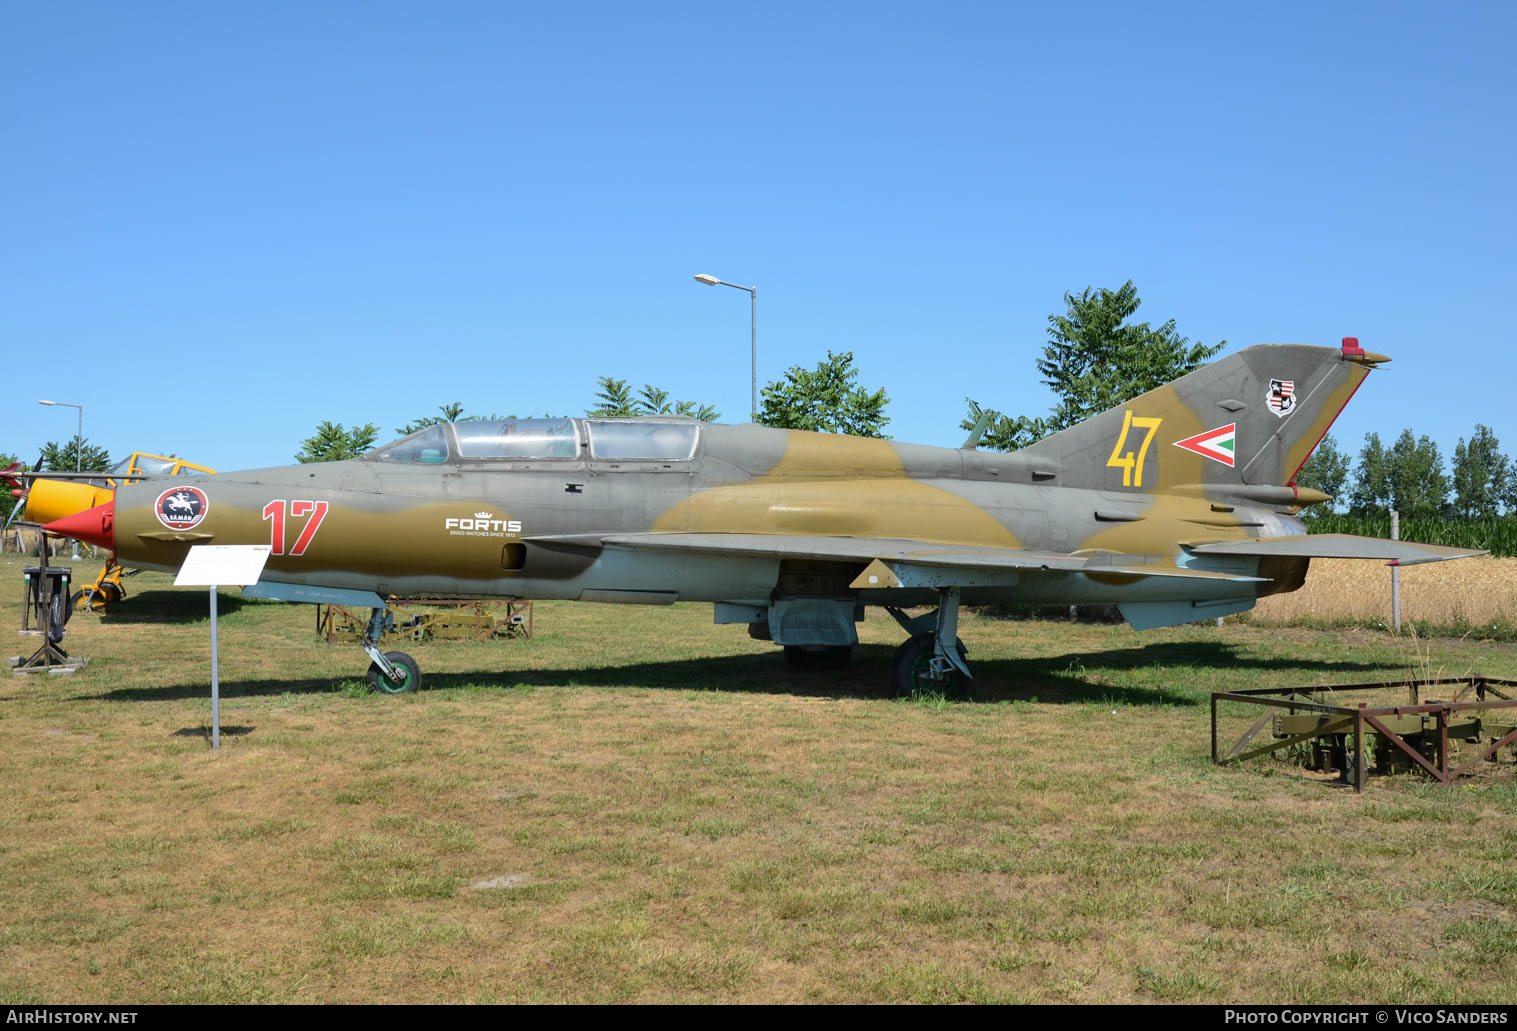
367;417;701;465
585;419;698;461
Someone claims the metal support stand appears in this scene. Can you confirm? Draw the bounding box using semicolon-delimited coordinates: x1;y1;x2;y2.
209;586;220;749
14;530;84;676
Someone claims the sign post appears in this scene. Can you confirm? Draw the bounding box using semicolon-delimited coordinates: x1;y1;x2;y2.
174;545;272;749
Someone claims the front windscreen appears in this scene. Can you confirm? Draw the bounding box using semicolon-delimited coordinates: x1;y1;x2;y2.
371;424;451;464
453;418;580;460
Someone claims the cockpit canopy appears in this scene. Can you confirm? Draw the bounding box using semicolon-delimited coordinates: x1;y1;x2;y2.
368;418;701;465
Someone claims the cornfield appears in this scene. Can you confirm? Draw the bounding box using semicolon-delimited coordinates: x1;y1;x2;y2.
1306;513;1517;556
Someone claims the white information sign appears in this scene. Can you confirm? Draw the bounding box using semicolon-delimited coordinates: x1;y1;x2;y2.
174;545;272;587
174;545;272;750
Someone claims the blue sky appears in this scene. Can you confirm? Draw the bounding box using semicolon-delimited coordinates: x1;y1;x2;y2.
4;1;1513;475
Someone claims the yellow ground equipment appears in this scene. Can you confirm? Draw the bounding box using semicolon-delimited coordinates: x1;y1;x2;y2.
10;453;217;614
316;598;534;644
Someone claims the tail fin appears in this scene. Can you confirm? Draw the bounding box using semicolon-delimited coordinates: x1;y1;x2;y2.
1020;340;1383;495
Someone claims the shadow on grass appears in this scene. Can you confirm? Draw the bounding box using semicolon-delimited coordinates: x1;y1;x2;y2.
171;725;254;739
98;590;248;624
77;639;1396;708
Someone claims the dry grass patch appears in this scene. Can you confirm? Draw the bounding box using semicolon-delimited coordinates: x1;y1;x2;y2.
1253;555;1517;629
0;554;1515;1002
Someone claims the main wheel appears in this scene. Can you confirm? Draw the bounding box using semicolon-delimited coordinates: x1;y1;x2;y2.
890;633;969;699
49;591;68;640
366;651;421;695
72;588;112;614
783;645;853;672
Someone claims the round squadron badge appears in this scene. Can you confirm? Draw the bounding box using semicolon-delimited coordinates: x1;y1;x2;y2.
155;486;209;530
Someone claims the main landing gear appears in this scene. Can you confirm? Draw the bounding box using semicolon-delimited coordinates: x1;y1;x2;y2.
361;608;421;694
886;587;972;699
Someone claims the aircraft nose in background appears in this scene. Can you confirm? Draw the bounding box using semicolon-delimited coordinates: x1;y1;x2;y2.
41;500;115;552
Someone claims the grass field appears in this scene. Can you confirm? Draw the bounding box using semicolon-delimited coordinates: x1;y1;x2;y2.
2;553;1515;1004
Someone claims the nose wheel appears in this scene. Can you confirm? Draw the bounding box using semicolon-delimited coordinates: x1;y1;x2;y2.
366;650;421;694
361;607;422;694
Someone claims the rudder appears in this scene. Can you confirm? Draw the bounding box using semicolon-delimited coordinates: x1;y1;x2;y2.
1019;339;1382;494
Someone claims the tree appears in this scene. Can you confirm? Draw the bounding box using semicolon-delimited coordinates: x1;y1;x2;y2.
40;437;111;473
1294;433;1351;517
587;377;720;422
1349;432;1391;515
1451;424;1512;519
296;421;380;463
1387;430;1449;520
959;400;1051;453
757;351;890;437
396;402;467;436
963;280;1224;450
1350;430;1448;519
588;378;637;417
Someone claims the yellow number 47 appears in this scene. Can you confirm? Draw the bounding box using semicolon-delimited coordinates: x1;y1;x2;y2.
1106;411;1163;487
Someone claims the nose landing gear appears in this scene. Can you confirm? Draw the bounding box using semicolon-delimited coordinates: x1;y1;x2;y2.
240;582;426;695
361;608;421;694
367;650;420;694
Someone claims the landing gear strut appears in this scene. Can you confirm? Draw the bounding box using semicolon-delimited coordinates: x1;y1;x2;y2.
361;607;421;694
887;587;972;698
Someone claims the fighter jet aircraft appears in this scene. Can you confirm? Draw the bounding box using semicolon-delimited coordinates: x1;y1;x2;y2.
41;338;1481;695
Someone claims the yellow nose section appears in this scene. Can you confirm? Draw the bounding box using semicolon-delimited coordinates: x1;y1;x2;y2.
25;479;113;527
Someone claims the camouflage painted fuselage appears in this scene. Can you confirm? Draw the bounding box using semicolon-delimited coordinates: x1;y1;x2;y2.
108;342;1389;621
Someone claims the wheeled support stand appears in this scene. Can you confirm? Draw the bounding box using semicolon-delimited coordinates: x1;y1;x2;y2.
885;588;972;698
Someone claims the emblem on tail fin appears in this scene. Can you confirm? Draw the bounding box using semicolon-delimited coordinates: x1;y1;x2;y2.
1267;379;1296;417
1172;424;1237;467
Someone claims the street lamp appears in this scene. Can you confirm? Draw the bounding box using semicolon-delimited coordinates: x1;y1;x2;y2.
37;400;84;471
692;273;758;421
38;400;85;559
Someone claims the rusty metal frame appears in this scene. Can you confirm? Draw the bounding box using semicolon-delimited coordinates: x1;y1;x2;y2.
316;597;533;644
1211;678;1517;793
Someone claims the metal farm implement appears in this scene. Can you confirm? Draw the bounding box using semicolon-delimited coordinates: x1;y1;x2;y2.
1212;678;1517;793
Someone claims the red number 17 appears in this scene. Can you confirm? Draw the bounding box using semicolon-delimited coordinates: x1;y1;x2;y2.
261;499;329;556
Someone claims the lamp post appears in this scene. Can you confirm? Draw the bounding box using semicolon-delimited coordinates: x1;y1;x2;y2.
38;400;85;559
693;273;758;421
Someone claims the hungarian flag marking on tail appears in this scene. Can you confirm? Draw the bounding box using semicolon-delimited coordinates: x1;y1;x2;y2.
1173;423;1237;467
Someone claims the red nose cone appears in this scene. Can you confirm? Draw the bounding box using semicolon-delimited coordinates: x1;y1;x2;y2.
42;500;115;552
